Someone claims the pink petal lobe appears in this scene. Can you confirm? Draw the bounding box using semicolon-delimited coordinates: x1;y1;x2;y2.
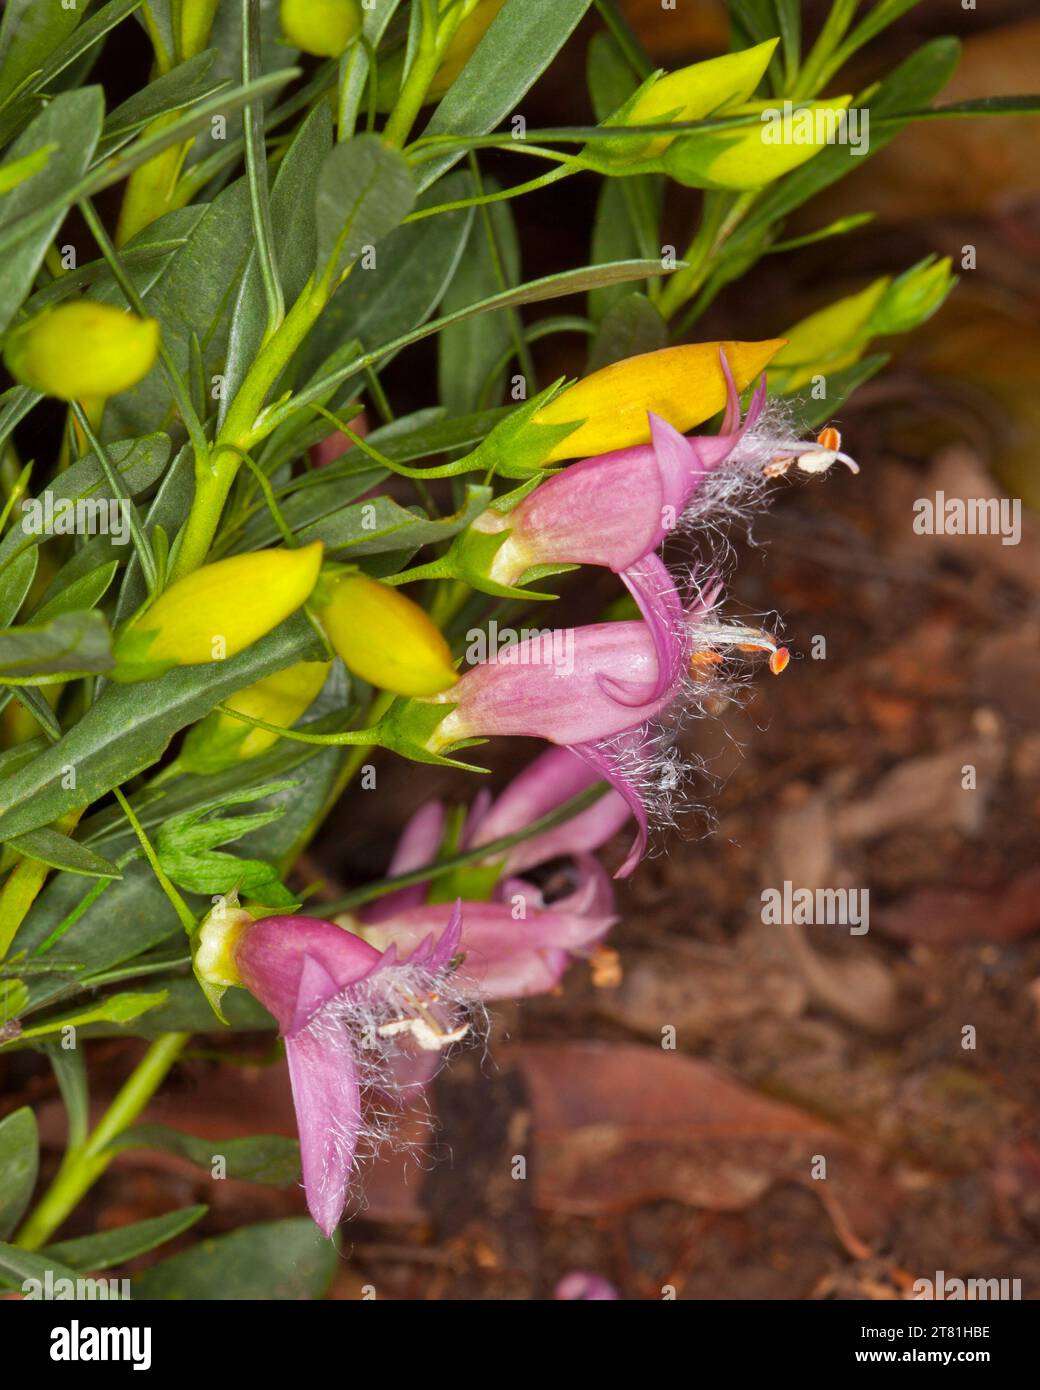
285;1021;362;1237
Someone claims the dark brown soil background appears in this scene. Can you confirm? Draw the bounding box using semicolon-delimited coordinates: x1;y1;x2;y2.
4;0;1039;1299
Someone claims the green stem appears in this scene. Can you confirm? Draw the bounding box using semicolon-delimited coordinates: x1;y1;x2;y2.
404;161;577;223
382;0;440;149
283;689;396;868
113;787;196;935
15;1032;189;1250
656;191;729;320
170;276;330;579
241;0;284;339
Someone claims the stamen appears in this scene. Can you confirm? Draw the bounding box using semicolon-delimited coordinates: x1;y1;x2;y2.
376;986;471;1051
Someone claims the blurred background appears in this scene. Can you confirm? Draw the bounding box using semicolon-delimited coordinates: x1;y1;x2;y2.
9;0;1040;1299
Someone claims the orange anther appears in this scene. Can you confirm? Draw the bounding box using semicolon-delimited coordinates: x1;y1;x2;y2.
769;646;790;675
816;426;841;452
690;650;725;673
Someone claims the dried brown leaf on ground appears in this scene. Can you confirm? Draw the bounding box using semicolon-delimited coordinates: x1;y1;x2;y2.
834;736;1006;841
509;1040;855;1216
872;866;1040;944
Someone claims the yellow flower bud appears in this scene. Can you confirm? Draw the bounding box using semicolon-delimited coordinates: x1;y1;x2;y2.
318;574;457;697
4;302;160;400
534;340;787;461
280;0;362;58
113;543;323;679
224;660;332;758
770;280;889;392
625;39;779;156
181;0;221;60
665;97;854;191
184;660;332;771
429;0;507;99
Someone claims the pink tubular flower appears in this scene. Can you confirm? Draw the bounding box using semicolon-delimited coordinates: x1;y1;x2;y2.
469;360;765;697
356;748;628;995
468;745;633;877
358;890;615;1001
410;582;787;877
477;390;758;583
232;907;468;1236
365;745;633;923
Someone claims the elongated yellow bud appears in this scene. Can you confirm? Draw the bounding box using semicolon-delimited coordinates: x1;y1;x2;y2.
4;302;159;400
625;40;779;156
317;574;457;697
280;0;362;57
224;661;332;757
665;98;854;191
375;0;507;110
113;543;323;680
181;0;221;59
181;660;332;772
429;0;506;98
534;340;786;461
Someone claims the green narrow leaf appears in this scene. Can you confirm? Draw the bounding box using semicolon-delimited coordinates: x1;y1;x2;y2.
0;88;104;332
0;611;113;685
0;614;322;841
132;1218;336;1299
114;444;194;623
299;483;492;555
0;549;37;627
0;433;171;569
314;133;416;282
2;990;169;1048
99;48;225;154
418;0;593;191
31;561;119;626
587;290;667;371
113;1126;300;1185
0;1;147;147
0;1242;83;1293
438;185;519;415
223;103;333;421
298;171;472;392
43;1042;88;1148
0;1106;38;1239
44;1205;207;1271
7;826;122;880
289;258;682;419
0;0;85;109
102;181;253;444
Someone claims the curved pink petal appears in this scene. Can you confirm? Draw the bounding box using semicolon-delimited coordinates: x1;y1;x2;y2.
460;787;493;848
235;915;384;1036
285;1020;362;1237
362;799;446;923
440;621;675;747
543;852;618;919
600;553;686;706
362;900;613;1001
471;746;630;876
506;443;664;572
640;412;708;554
568;735;652;879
